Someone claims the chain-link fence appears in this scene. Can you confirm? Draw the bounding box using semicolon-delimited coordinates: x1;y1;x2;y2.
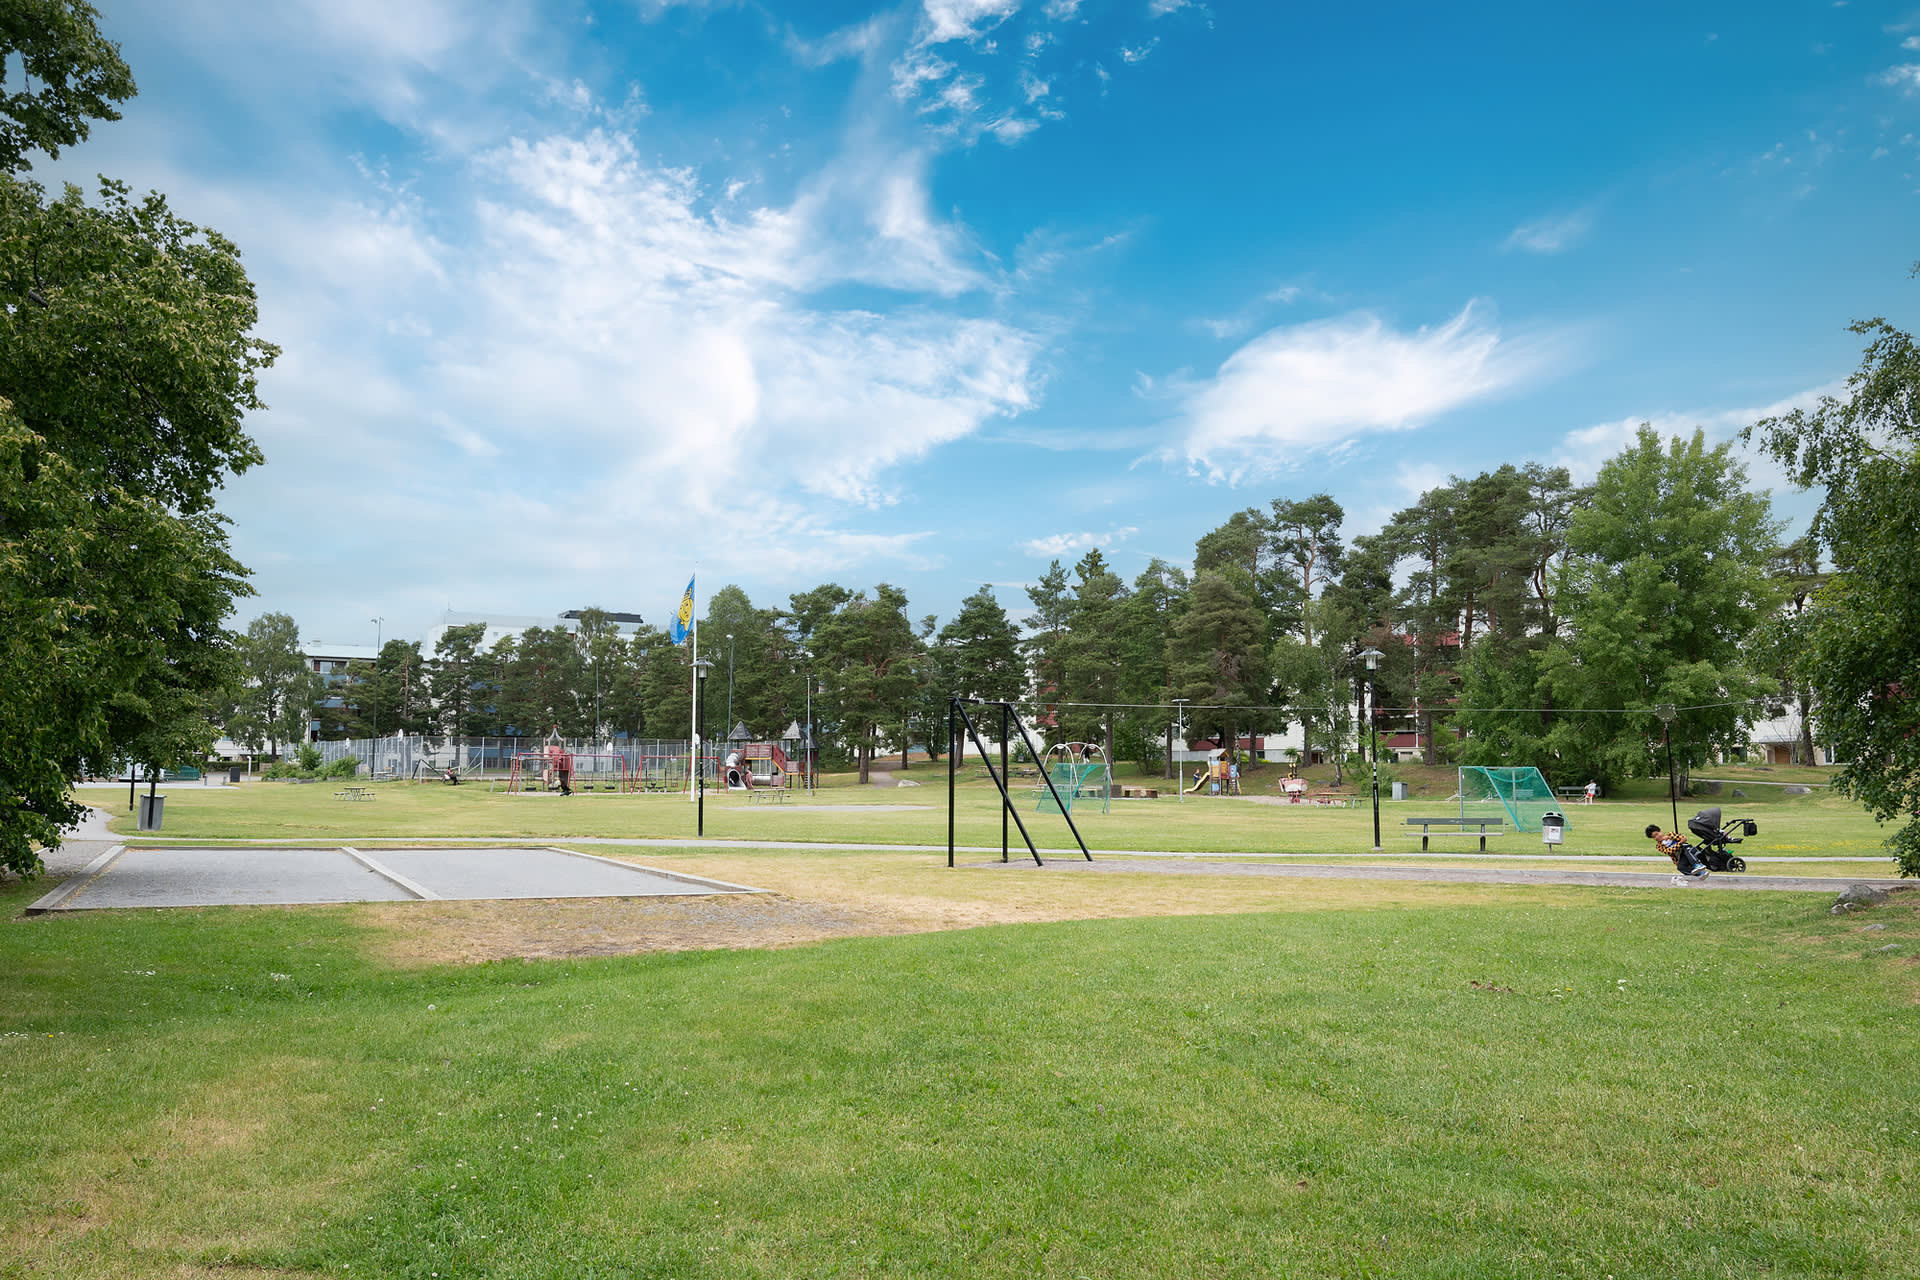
309;736;763;784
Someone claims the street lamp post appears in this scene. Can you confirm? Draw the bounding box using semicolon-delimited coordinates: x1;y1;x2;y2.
804;673;813;796
726;633;736;745
370;616;383;778
694;657;712;836
1171;697;1190;804
1360;648;1384;852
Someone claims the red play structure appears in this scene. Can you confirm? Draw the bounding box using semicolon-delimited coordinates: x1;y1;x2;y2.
721;742;801;790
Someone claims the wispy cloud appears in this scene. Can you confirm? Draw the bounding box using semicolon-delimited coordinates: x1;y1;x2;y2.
1879;63;1920;92
1170;303;1557;483
1021;527;1139;557
1503;208;1593;254
1554;382;1846;487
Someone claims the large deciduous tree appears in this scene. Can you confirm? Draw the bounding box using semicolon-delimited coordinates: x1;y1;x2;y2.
1750;310;1920;875
229;612;321;758
0;2;273;875
1459;427;1780;789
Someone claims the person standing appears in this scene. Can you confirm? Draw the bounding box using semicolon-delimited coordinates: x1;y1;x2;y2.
1584;779;1598;805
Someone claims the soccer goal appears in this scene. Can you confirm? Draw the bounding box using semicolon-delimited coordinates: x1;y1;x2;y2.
1459;766;1563;833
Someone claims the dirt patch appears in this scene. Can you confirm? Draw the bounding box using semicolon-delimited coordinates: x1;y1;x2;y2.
364;892;909;966
360;849;1561;966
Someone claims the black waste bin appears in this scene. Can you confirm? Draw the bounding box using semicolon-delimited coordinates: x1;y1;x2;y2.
137;794;165;831
228;765;243;784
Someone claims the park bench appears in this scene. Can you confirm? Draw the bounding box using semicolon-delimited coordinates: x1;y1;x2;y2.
1403;816;1506;851
1304;792;1352;808
333;786;374;802
1120;785;1159;799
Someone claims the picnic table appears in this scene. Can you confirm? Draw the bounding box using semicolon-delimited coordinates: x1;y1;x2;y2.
1403;816;1506;851
333;786;374;802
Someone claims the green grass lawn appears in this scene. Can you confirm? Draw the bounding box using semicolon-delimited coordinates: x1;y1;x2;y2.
91;771;1901;864
3;870;1916;1278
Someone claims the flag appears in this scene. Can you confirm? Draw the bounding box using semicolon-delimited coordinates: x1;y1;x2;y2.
668;576;695;645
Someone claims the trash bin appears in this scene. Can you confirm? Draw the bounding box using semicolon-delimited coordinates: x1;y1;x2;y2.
137;794;165;831
1391;781;1409;801
228;765;243;784
1541;811;1565;846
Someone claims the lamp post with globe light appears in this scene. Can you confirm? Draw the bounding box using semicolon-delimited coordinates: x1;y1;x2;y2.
1360;647;1385;851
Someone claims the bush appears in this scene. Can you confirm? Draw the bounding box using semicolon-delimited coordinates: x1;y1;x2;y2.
295;743;323;773
322;756;360;779
263;761;299;780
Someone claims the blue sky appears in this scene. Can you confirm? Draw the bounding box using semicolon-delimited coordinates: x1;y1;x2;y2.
59;0;1920;646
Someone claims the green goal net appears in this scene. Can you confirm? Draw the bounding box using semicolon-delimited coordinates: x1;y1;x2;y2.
1459;766;1563;833
1037;761;1111;815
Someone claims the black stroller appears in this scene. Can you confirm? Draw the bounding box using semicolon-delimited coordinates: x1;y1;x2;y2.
1685;807;1758;873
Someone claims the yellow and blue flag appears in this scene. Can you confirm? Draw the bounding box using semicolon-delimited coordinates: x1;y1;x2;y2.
668;576;695;645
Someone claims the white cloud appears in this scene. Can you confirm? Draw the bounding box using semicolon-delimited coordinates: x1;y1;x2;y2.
788;15;891;67
1504;208;1593;254
1042;0;1081;18
1879;63;1920;92
1554;382;1845;487
920;0;1022;44
1172;303;1554;483
1119;40;1159;63
1021;527;1138;557
1148;0;1191;15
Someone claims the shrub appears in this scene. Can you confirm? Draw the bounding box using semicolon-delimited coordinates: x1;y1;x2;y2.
322;756;360;779
295;743;323;773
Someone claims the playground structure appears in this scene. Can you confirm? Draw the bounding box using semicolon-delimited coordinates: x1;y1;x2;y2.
721;742;803;791
499;748;635;794
1458;766;1563;833
1036;741;1111;815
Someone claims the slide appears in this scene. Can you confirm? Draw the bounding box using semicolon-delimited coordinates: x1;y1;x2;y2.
1185;769;1211;794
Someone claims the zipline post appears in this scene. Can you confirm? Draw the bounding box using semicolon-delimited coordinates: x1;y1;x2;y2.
946;697;957;868
1000;702;1010;863
1005;705;1092;861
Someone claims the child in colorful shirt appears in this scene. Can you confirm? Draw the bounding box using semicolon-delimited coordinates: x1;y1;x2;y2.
1646;823;1708;877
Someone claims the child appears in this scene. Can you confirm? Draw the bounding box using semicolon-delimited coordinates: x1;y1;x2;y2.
1646;823;1707;878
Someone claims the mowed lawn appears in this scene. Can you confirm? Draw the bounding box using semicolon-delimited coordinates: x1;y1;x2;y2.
3;866;1917;1278
89;770;1898;864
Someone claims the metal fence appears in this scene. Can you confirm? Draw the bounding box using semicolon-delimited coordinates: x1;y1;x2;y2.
309;735;759;783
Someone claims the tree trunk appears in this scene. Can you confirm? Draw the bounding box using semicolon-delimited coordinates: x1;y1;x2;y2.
857;736;871;785
1797;689;1817;765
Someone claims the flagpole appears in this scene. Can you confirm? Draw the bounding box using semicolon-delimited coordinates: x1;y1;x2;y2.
688;578;699;802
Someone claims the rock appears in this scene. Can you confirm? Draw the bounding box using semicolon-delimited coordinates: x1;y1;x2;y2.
1732;789;1748;798
1872;944;1902;953
1831;902;1857;915
1835;883;1891;908
1785;785;1812;796
1860;923;1888;932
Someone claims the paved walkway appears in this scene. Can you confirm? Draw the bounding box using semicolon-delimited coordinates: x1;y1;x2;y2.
26;806;1902;901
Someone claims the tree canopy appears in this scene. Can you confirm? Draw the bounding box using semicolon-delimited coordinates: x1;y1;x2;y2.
1751;310;1920;875
0;0;270;875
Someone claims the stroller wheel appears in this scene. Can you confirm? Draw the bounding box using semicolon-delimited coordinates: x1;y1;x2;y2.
1728;856;1746;873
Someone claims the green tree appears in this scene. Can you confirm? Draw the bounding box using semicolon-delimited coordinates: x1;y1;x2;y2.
1114;559;1189;775
1057;549;1127;760
1168;570;1274;767
0;3;271;875
0;0;134;172
229;612;321;758
1749;311;1920;874
1459;427;1781;789
936;585;1024;763
1023;560;1072;717
809;584;921;783
427;622;490;739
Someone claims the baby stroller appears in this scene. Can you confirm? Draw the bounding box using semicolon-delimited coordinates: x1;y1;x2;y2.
1686;807;1757;873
